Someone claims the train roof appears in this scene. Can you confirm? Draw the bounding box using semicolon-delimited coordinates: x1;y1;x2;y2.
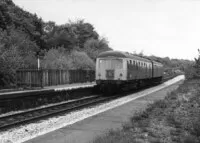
152;61;163;66
97;50;151;62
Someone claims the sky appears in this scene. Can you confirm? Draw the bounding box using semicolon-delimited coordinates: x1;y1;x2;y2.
12;0;200;60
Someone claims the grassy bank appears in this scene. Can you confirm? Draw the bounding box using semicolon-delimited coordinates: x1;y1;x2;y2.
92;79;200;143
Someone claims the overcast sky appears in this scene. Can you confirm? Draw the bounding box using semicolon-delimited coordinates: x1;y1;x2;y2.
13;0;200;60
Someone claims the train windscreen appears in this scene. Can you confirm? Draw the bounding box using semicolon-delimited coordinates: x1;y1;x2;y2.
99;59;123;69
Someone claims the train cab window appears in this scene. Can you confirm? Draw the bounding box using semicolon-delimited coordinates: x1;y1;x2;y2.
99;59;123;69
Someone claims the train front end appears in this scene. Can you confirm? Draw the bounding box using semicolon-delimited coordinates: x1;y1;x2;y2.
95;57;126;95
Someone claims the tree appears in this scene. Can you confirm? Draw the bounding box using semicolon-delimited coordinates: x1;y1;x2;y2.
193;49;200;77
83;37;111;61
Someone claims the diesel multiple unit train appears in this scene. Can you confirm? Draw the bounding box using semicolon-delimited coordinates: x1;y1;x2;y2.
95;50;164;94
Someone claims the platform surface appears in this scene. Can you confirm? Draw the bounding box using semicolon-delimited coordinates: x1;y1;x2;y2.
24;80;183;143
0;82;96;99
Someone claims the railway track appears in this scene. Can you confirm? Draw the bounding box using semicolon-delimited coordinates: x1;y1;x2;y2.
0;75;179;131
0;95;115;130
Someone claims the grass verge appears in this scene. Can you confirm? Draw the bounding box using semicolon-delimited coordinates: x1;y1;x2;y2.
92;79;200;143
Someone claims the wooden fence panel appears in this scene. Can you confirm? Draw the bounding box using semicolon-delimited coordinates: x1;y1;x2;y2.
16;69;42;87
16;69;95;88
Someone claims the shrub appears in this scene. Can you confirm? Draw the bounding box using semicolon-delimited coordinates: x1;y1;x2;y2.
184;64;197;80
42;47;95;70
41;47;72;69
70;50;95;70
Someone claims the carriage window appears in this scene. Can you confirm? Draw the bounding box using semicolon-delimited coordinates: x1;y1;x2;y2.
99;59;123;69
130;60;132;64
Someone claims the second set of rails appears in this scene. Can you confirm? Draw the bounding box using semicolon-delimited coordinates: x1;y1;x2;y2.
0;94;117;130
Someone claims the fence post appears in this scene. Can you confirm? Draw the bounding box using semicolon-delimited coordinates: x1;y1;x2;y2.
40;69;43;88
16;70;20;88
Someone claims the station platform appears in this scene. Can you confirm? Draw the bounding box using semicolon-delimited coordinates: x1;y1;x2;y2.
0;82;96;100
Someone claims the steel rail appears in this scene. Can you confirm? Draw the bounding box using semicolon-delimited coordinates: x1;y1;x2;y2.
0;95;114;130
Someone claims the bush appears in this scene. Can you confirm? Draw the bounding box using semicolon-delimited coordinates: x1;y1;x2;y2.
185;49;200;80
70;50;95;70
42;47;71;69
184;64;198;79
42;47;95;70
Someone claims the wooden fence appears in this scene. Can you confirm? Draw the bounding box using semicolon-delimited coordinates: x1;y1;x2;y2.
16;69;95;88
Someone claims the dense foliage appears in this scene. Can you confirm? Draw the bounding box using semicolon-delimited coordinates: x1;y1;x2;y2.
0;0;110;88
184;49;200;79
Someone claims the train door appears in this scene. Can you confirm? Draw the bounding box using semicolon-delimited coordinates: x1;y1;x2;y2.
127;59;132;80
132;60;137;80
135;60;139;79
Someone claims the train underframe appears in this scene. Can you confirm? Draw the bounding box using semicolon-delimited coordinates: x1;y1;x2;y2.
96;76;163;96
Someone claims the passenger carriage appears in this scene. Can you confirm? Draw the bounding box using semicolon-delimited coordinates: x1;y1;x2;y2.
95;51;164;95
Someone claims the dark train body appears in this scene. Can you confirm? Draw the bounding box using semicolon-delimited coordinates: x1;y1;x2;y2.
95;51;164;94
